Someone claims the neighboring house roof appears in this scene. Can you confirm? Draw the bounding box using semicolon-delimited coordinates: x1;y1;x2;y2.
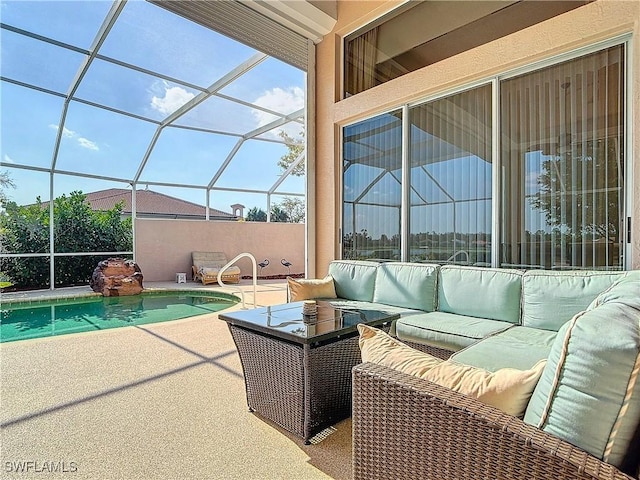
88;189;236;220
40;189;237;220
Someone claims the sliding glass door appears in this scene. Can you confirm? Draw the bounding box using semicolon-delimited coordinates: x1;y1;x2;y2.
500;45;625;270
342;43;626;270
342;111;403;261
408;85;493;265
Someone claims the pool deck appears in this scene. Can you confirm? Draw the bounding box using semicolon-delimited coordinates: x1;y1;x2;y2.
0;280;352;480
1;278;286;305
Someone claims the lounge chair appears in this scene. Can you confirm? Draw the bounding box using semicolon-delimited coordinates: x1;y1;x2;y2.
192;251;241;284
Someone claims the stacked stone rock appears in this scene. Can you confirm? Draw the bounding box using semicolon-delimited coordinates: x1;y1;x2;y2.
90;258;144;296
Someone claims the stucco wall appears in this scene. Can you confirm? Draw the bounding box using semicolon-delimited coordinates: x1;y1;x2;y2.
135;219;305;282
314;0;640;275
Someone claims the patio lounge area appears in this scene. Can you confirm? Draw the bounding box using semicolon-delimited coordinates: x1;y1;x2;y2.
2;0;640;479
0;281;352;480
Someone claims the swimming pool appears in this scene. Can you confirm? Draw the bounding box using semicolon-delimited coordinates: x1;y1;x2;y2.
0;290;240;343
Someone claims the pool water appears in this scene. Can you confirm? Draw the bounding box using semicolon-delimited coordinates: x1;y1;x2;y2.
0;291;239;343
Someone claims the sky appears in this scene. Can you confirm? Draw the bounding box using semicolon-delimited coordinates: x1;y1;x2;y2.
0;0;306;213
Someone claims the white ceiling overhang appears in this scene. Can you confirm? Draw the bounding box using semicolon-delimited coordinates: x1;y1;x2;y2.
240;0;337;44
150;0;337;71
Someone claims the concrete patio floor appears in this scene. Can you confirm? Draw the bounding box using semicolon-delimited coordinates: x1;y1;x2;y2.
0;280;352;479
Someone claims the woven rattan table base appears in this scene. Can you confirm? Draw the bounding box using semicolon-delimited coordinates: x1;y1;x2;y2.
229;324;378;442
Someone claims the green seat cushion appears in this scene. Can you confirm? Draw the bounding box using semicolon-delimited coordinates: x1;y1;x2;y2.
523;274;640;470
438;265;523;323
451;326;557;372
372;262;439;312
522;270;624;331
327;260;379;302
395;311;513;352
587;270;640;310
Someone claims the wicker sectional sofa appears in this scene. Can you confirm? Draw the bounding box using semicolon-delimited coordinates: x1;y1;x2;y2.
317;260;640;480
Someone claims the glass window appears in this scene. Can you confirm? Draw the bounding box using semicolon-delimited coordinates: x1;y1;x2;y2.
409;85;492;265
500;45;625;270
342;111;402;261
342;44;626;271
344;1;589;97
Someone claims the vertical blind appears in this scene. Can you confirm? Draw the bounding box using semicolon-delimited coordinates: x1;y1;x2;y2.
342;44;626;270
500;45;625;270
408;85;493;265
342;112;402;260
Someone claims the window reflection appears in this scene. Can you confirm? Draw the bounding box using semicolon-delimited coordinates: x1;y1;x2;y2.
409;85;492;265
500;45;624;270
342;111;402;261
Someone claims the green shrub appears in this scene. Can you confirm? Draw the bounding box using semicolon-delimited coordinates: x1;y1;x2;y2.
0;191;132;289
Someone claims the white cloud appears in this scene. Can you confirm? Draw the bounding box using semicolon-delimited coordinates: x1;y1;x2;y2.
77;137;99;151
3;154;15;163
48;124;99;151
49;124;75;138
251;87;304;139
150;84;195;116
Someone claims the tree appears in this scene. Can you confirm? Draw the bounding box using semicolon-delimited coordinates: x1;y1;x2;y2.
277;129;305;177
530;141;621;239
245;207;267;222
0;170;16;206
278;197;305;223
269;204;290;223
0;191;132;289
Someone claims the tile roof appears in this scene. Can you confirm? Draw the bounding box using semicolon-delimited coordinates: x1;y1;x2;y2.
83;189;235;219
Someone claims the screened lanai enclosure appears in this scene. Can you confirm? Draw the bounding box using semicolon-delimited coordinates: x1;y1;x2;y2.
1;0;334;290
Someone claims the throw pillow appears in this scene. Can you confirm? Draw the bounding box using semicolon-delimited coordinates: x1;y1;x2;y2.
358;324;546;417
288;276;337;302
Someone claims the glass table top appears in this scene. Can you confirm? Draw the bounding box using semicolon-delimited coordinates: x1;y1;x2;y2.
219;301;398;345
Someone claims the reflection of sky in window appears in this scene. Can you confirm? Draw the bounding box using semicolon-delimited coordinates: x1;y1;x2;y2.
99;0;256;87
1;0;112;49
421;155;491;201
525;150;545;196
525;150;549;233
358;171;402;207
409;125;480;166
0;30;85;93
342;203;400;241
343;164;383;202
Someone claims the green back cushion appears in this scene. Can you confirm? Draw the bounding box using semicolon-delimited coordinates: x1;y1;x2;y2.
523;275;640;469
372;262;439;312
522;270;624;331
438;265;523;323
327;260;378;302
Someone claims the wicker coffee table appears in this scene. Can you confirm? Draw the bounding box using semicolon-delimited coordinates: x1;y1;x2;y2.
220;301;398;443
